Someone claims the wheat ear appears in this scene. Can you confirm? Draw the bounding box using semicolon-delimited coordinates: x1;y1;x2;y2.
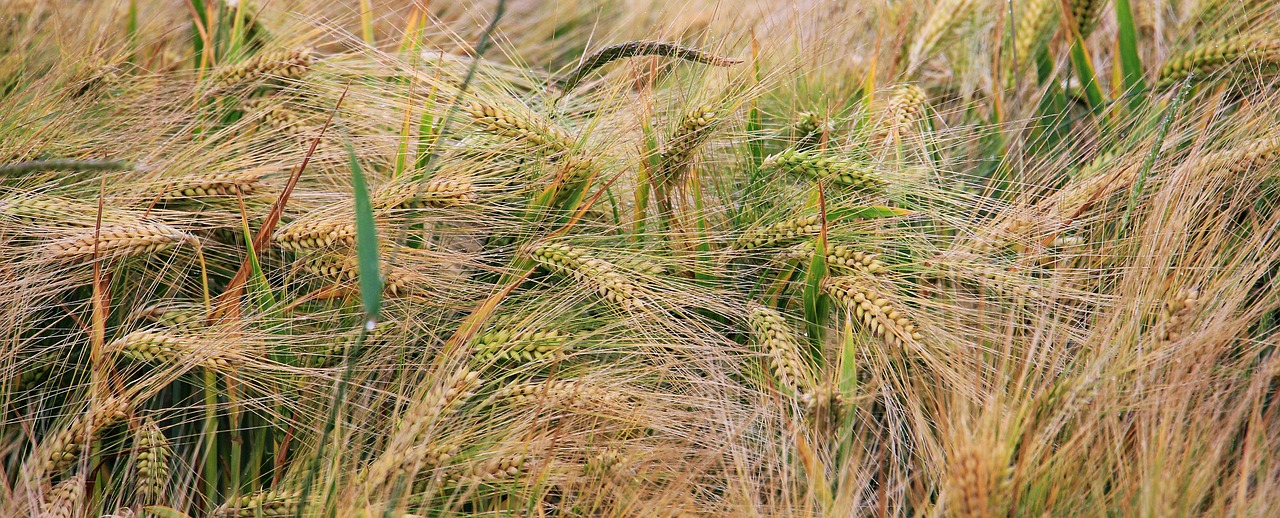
273;217;356;251
40;473;86;518
374;178;475;210
110;329;239;370
159;168;266;201
552;40;741;94
211;490;300;518
780;241;886;274
472;327;572;365
30;396;131;481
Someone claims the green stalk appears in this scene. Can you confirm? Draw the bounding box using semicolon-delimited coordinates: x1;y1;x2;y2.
203;369;219;511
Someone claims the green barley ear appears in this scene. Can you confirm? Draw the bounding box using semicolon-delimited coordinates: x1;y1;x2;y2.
780;241;886;274
529;243;643;309
110;329;240;371
732;215;821;250
465;100;574;154
657;104;719;185
907;0;975;73
28;396;131;482
1157;35;1280;89
1067;0;1105;38
822;275;924;349
134;416;172;505
881;84;928;138
1010;0;1056;70
793;111;833;151
746;303;815;398
760;148;885;192
471;327;572;366
211;489;300;518
273;217;357;251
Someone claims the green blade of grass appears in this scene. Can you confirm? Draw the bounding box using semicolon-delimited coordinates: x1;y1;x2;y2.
1114;0;1147;112
802;184;830;358
346;140;382;322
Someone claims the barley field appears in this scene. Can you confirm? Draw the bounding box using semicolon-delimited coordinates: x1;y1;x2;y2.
3;0;1280;516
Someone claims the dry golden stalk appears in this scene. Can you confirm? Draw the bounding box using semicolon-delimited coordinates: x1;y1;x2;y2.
1157;34;1280;88
732;215;821;250
134;417;172;505
447;455;530;485
1011;0;1056;67
273;218;356;251
33;396;130;480
495;379;629;408
472;328;571;364
1157;287;1201;342
211;490;300;518
746;304;814;397
159;169;266;201
760;149;885;191
302;254;422;297
657;104;718;182
947;445;999;518
374;178;475;210
465;100;573;153
530;243;643;309
211;48;314;89
823;276;924;348
780;241;886;274
40;473;85;518
110;329;238;370
45;222;192;263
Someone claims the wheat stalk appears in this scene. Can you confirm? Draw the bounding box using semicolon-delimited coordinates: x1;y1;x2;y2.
45;222;192;263
134;416;172;505
529;243;643;309
760;148;885;191
732;215;821;250
746;303;815;398
1158;34;1280;88
823;276;924;349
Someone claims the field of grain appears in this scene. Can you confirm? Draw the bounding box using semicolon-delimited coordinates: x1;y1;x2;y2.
3;1;1280;516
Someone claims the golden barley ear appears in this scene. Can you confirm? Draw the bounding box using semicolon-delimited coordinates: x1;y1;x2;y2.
40;472;86;518
28;396;131;483
44;222;193;264
273;217;357;251
780;241;886;274
210;47;314;90
157;168;267;202
946;444;1006;518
